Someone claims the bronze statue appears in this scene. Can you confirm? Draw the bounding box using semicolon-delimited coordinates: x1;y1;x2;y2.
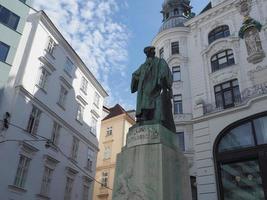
131;46;176;132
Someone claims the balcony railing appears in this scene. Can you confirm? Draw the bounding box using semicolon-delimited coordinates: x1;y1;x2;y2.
204;82;267;114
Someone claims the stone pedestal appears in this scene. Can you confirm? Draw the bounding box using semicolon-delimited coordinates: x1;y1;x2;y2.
112;124;192;200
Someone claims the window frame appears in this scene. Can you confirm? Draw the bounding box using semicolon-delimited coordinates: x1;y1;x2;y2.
0;41;10;62
64;57;74;77
40;166;53;196
38;67;50;91
70;137;79;161
101;171;108;187
46;37;56;56
0;5;20;30
173;94;183;114
26;106;41;135
208;25;230;44
58;85;68;109
175;132;185;151
172;66;181;82
211;49;235;72
80;77;88;95
171;42;179;55
51;121;61;145
76;104;84;123
13;155;31;188
214;79;241;109
106;127;112;136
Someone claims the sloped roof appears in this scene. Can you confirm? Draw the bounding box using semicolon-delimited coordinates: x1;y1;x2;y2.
103;104;130;121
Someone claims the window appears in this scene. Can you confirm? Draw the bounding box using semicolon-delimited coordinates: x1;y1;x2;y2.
94;92;100;107
208;25;230;44
14;155;31;188
173;95;183;114
38;68;50;90
26;106;41;135
175;132;185;151
171;42;179;55
40;167;53;196
0;5;20;30
80;77;88;94
76;104;84;123
101;172;108;187
104;147;111;160
90;117;97;135
0;41;10;62
86;148;94;171
70;137;79;160
214;79;241;109
58;86;68;108
172;66;181;82
211;49;235;72
51;122;60;145
82;184;90;200
46;37;56;55
64;57;74;76
106;127;112;136
64;177;74;200
214;113;267;200
159;48;164;58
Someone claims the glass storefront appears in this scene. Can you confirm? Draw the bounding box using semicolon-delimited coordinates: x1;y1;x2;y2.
215;113;267;200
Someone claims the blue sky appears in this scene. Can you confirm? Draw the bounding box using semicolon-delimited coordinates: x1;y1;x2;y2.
34;0;209;110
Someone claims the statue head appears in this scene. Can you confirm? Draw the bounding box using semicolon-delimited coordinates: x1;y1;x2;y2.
144;46;156;58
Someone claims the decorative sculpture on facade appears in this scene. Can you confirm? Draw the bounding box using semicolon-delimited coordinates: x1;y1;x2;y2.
237;0;265;64
131;46;176;132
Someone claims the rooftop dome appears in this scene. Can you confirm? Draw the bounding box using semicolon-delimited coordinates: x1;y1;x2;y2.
159;0;193;32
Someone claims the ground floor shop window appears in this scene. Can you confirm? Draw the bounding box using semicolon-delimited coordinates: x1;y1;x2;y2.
214;112;267;200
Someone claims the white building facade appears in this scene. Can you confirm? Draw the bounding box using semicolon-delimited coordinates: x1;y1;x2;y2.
0;10;108;200
153;0;267;199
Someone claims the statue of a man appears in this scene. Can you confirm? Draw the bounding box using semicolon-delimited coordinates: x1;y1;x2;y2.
131;46;176;132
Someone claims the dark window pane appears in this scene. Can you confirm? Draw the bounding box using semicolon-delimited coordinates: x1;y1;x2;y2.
254;116;267;145
221;160;265;200
223;90;233;106
0;42;10;62
215;93;223;108
211;49;235;72
171;42;179;54
172;66;181;81
218;122;255;152
175;132;185;151
0;6;20;30
208;25;230;44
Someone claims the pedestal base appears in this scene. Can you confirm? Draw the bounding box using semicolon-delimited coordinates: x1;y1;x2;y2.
112;124;192;200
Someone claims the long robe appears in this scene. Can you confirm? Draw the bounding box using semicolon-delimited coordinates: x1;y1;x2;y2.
131;57;175;132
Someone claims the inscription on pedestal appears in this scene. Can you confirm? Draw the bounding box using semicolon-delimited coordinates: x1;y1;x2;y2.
127;126;160;148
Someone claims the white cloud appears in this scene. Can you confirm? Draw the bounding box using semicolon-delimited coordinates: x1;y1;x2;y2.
34;0;129;106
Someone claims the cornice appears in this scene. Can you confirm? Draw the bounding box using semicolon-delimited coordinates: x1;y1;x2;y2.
152;27;190;45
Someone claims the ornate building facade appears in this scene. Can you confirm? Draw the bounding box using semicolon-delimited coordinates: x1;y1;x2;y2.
152;0;267;199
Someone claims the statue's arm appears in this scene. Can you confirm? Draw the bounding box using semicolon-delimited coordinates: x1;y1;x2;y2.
131;68;141;93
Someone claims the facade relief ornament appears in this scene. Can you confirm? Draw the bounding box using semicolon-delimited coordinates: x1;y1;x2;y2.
210;68;239;85
238;5;265;64
248;65;267;84
236;0;252;17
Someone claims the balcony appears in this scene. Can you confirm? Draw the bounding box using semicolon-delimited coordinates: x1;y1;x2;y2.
203;82;267;115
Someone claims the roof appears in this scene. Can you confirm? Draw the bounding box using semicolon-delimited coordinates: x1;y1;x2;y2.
102;104;135;122
199;2;212;14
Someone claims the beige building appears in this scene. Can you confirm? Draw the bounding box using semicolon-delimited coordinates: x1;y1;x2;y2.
93;104;135;200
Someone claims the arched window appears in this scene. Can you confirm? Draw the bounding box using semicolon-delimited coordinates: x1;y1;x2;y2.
214;112;267;200
211;49;235;72
208;25;230;44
